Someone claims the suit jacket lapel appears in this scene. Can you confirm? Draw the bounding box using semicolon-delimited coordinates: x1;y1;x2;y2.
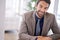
41;13;49;36
31;11;36;35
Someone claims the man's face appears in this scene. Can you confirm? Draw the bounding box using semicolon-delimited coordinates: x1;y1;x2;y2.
35;1;49;17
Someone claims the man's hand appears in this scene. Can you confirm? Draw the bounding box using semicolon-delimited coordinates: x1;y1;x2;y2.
37;36;43;40
37;36;52;40
58;39;60;40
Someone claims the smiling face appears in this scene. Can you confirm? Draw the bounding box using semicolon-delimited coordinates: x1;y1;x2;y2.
35;1;49;18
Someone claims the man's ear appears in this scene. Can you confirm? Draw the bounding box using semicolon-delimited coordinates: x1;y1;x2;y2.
35;4;37;9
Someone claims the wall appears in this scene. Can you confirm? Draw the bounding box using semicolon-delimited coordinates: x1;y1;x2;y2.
0;0;5;40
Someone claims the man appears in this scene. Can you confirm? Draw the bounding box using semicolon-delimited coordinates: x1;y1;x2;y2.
19;0;60;40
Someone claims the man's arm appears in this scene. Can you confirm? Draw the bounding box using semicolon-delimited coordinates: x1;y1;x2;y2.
47;15;60;40
18;14;37;40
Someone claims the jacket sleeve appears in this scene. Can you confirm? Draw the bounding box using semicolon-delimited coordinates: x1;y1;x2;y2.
47;15;60;40
18;14;37;40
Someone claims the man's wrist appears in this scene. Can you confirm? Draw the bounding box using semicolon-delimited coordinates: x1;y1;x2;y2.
35;37;37;40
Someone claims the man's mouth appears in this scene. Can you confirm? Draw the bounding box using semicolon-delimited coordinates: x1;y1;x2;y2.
38;10;44;13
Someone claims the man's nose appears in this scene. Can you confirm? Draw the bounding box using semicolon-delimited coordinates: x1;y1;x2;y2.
40;8;45;12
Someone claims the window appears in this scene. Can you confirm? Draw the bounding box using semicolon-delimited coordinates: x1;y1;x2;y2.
5;0;20;30
56;0;60;25
5;0;19;18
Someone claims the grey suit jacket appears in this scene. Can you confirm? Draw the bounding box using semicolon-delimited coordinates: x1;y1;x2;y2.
19;11;60;40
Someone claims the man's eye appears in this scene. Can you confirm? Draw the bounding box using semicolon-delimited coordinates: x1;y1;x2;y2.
44;7;48;9
39;5;42;8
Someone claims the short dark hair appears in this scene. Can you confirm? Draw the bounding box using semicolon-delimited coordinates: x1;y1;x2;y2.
36;0;51;5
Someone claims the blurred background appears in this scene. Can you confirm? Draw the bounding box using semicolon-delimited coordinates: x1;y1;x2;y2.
0;0;60;40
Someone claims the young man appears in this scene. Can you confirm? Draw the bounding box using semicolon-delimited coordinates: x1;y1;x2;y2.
19;0;60;40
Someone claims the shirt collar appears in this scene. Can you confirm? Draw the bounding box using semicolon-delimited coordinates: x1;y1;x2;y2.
35;12;44;20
